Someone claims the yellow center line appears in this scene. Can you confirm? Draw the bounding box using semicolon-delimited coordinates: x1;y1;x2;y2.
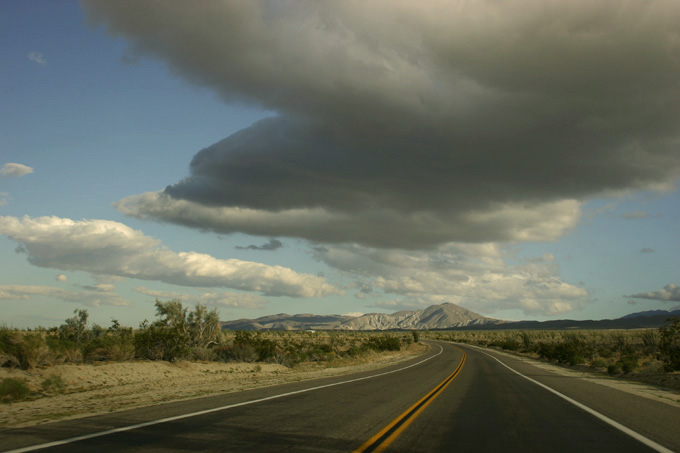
354;348;466;453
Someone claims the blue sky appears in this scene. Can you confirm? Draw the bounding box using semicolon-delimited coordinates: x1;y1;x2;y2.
1;1;679;328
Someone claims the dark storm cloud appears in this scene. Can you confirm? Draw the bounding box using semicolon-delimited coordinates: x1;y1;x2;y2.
86;0;680;247
236;238;283;251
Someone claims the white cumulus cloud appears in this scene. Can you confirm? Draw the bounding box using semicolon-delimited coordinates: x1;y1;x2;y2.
0;215;341;298
314;244;588;316
1;163;34;178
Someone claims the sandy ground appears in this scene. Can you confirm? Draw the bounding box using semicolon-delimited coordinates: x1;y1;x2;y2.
0;344;426;429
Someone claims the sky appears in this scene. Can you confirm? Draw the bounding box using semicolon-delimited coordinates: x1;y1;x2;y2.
1;0;679;329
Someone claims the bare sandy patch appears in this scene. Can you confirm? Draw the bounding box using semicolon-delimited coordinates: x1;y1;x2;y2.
0;343;427;429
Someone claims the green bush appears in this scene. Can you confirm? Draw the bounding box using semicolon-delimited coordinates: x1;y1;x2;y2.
659;317;680;371
57;309;91;345
189;346;217;362
134;325;189;362
365;335;402;352
0;330;50;370
45;337;82;364
590;358;609;369
82;334;135;362
41;374;65;394
214;344;258;363
0;378;30;403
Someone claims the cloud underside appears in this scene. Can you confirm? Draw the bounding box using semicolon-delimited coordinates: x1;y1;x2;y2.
82;0;680;248
628;284;680;302
236;238;283;251
314;243;588;316
117;191;581;249
0;216;339;298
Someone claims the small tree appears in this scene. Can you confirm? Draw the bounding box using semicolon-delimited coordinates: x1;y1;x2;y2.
187;304;220;348
134;300;221;361
58;309;90;344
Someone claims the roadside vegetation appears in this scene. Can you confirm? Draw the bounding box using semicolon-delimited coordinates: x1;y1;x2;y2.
0;299;416;403
422;317;680;390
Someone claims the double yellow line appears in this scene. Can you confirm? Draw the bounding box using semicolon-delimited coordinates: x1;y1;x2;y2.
354;349;467;452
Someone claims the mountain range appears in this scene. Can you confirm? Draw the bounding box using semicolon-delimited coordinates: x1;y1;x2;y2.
220;302;499;331
220;303;680;331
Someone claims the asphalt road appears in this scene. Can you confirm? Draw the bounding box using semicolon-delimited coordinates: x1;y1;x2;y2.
2;341;679;452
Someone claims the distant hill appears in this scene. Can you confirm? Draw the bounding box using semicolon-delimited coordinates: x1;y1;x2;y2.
339;303;499;330
447;308;680;331
220;302;501;331
220;303;680;331
620;308;680;319
219;313;351;331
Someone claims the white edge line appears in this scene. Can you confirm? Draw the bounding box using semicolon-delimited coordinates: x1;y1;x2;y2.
463;343;674;453
6;345;444;453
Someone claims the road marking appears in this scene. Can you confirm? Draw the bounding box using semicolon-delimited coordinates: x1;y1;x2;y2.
5;345;444;453
466;344;674;453
354;348;466;453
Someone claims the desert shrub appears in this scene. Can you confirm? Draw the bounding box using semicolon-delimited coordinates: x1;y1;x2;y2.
255;338;278;362
57;309;91;345
0;378;30;403
639;330;660;356
45;337;82;364
189;346;217;362
187;304;221;348
345;345;368;357
0;330;50;370
365;334;401;352
621;356;639;374
134;300;221;362
411;331;420;343
659;317;680;371
82;335;135;362
536;334;589;365
607;363;622;375
134;324;188;361
80;319;134;362
215;343;258;363
41;374;65;394
0;329;22;368
590;358;609;369
268;350;296;367
495;337;521;352
316;343;333;353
